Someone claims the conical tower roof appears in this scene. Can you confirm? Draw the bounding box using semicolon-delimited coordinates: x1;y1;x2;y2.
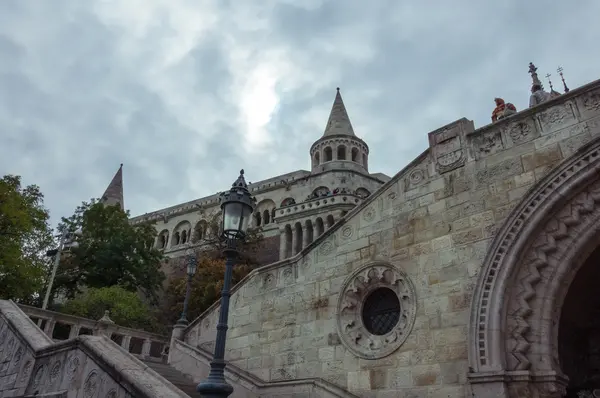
322;88;355;137
100;164;124;210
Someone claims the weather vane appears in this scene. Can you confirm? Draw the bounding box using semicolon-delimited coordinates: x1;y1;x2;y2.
557;66;570;93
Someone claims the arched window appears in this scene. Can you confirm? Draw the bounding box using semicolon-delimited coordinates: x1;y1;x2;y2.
351;147;359;162
355;188;371;198
271;208;276;221
337;146;347;160
281;198;296;207
173;231;181;246
193;220;208;242
181;230;188;244
362;153;368;170
255;212;262;227
311;186;330;199
315;218;324;237
315;152;320;166
263;210;270;225
324;147;333;162
326;214;335;228
157;230;169;249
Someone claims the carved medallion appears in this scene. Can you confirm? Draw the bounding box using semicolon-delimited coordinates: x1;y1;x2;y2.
49;360;61;383
474;131;503;159
341;225;353;240
66;356;79;381
336;263;417;359
319;240;334;256
583;91;600;112
282;267;293;284
428;121;470;174
507;120;533;144
84;370;99;398
408;169;425;186
363;206;376;222
262;273;276;290
11;346;22;369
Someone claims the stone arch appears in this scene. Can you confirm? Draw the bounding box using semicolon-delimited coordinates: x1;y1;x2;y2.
324;146;333;162
355;187;371;198
468;138;600;397
156;229;169;249
314;151;320;167
351;147;359;162
312;186;330;198
193;220;208;242
315;217;325;237
256;199;276;226
281;197;295;207
172;221;191;247
337;145;347;160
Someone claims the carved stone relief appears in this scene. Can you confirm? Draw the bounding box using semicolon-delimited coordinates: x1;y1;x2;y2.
84;370;100;398
49;360;61;384
428;119;473;174
362;206;376;222
66;355;79;381
336;263;417;359
319;239;335;256
262;273;276;290
538;102;576;133
472;130;504;160
405;168;427;191
504;117;538;146
341;225;354;240
32;364;46;388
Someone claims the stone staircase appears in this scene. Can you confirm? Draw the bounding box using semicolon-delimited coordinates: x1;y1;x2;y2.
143;360;201;397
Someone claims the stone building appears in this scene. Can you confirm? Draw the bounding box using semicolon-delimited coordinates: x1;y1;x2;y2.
4;71;600;397
116;88;391;281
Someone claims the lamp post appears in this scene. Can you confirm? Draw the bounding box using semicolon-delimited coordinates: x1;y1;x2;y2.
197;170;256;397
176;244;197;326
42;228;82;310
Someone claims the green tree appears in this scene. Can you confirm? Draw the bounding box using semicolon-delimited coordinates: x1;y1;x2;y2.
54;200;165;304
61;286;160;332
0;175;53;301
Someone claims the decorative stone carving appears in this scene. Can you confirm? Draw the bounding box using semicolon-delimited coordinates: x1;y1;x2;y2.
262;273;276;290
319;239;334;256
408;169;425;187
11;346;22;369
49;360;61;383
20;360;32;383
428;118;473;174
66;355;79;381
470;137;600;375
336;263;417;359
282;267;294;284
341;225;353;240
84;370;100;398
363;206;375;222
583;91;600;112
32;364;45;388
105;390;117;398
507;119;534;144
473;130;503;159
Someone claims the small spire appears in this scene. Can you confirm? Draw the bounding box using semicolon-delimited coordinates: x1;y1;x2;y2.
557;66;570;93
529;62;544;89
545;73;554;92
322;87;355;137
100;164;124;210
232;169;249;189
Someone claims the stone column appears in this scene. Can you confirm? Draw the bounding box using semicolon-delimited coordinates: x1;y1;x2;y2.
121;335;132;352
43;319;56;338
312;220;319;240
279;229;287;260
95;310;115;338
291;228;298;257
302;222;309;249
68;324;81;339
142;339;152;358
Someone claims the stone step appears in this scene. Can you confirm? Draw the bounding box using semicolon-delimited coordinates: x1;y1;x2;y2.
142;361;200;397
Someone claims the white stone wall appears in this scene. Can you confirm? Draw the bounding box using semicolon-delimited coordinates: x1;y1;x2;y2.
179;81;600;396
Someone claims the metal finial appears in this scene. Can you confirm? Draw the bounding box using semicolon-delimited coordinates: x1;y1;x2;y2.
545;73;554;91
557;66;569;93
336;87;340;92
528;62;543;90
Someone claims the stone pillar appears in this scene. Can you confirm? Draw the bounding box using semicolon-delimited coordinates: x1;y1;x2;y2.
169;323;187;363
95;310;115;338
142;339;152;358
302;224;309;250
312;221;319;239
279;229;287;260
68;324;81;339
43;319;56;338
291;228;298;257
121;335;132;352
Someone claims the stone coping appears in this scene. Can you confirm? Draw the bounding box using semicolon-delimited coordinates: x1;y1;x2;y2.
183;77;600;335
0;300;54;351
18;304;168;342
174;339;361;397
36;335;190;398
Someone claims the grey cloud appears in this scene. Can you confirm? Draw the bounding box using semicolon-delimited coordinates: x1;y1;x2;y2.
1;0;600;226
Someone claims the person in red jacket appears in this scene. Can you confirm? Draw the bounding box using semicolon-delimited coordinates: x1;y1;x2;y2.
491;97;517;122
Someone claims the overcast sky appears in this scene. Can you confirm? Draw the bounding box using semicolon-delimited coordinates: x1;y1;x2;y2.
1;1;599;228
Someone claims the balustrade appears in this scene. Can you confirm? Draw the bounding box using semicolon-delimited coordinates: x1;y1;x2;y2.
18;304;169;363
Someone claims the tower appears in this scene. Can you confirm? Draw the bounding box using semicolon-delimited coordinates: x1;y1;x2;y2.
309;88;370;174
100;164;124;210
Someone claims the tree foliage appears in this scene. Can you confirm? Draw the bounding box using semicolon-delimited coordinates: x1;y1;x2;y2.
60;286;161;332
0;175;53;301
54;200;165;304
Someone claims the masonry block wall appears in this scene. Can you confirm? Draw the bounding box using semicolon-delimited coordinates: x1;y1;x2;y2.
174;80;600;397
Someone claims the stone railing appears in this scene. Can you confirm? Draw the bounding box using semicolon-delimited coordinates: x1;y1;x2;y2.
18;304;168;363
169;338;361;397
0;300;189;397
277;194;362;219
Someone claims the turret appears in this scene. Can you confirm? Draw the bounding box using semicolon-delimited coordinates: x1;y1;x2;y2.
309;88;370;174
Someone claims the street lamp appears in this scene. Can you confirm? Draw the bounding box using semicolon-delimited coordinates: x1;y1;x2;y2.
197;169;256;397
176;244;197;326
42;227;83;310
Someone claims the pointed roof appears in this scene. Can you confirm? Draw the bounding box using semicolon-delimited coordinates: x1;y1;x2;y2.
100;164;124;210
322;88;355;137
